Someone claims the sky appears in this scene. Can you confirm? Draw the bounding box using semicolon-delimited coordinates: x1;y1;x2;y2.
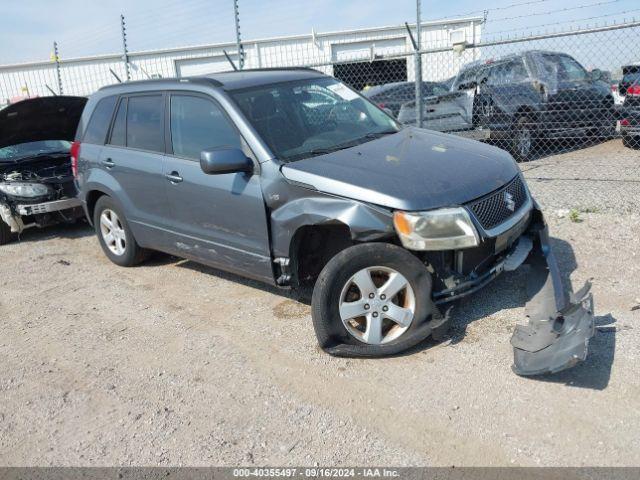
0;0;638;65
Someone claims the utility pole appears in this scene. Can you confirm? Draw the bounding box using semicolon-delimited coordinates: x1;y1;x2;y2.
233;0;245;70
120;14;131;81
53;41;63;95
415;0;423;128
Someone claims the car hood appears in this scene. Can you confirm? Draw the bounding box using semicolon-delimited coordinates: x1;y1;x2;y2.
0;96;87;150
281;127;520;211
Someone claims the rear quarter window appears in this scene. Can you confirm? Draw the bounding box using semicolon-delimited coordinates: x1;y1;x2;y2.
83;96;117;144
126;95;164;153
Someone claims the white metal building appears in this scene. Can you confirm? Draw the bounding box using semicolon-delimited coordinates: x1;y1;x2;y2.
0;17;482;102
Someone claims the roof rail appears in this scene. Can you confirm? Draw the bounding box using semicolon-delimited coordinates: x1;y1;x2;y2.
98;76;223;91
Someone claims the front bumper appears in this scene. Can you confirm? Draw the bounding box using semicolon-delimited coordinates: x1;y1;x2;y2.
433;206;595;376
15;197;82;216
0;196;83;234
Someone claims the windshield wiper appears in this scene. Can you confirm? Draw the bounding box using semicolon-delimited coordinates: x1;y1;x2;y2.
363;129;399;139
284;130;399;162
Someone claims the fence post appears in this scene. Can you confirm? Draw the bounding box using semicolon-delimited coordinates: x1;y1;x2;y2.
53;41;63;95
120;14;131;81
233;0;245;70
415;0;423;128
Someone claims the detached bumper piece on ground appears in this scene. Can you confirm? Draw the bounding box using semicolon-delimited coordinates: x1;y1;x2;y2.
511;223;595;376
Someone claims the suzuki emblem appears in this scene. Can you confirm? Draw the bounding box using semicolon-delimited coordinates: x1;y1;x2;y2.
504;191;516;212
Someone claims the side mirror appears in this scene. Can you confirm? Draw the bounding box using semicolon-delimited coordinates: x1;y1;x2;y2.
590;69;603;82
200;147;253;175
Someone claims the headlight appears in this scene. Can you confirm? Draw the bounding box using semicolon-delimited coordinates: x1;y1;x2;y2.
393;207;479;251
0;182;52;198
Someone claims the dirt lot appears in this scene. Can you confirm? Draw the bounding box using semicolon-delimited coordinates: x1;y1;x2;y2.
1;139;639;466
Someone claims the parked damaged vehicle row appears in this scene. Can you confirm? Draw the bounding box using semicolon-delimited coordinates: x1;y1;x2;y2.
70;69;596;375
0;96;87;244
369;50;616;161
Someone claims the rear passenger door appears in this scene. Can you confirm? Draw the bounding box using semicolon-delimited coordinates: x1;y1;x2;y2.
479;59;534;128
99;93;171;249
162;92;273;282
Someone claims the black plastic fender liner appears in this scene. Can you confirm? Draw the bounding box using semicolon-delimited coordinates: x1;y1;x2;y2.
511;222;595;376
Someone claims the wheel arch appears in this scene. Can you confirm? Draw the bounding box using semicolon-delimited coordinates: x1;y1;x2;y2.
269;196;397;287
85;189;109;226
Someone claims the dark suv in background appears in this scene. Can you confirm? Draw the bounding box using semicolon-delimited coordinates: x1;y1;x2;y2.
454;50;615;160
74;68;594;375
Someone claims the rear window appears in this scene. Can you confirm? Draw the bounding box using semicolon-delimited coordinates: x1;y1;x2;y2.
126;95;164;152
83;96;117;144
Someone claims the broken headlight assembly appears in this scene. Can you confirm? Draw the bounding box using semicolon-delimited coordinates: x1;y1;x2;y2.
0;182;52;198
393;207;480;251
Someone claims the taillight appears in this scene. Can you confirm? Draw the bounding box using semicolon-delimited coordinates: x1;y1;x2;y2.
70;141;81;178
627;85;640;96
621;118;630;126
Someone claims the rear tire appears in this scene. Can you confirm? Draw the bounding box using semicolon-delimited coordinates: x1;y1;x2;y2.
0;218;15;246
511;116;535;162
93;196;149;267
311;243;434;357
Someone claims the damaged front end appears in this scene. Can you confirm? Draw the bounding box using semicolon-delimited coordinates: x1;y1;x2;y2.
0;96;87;240
427;205;595;376
0;156;84;235
510;215;595;376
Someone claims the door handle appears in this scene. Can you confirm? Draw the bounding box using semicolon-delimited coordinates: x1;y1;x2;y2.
165;172;183;183
102;158;115;168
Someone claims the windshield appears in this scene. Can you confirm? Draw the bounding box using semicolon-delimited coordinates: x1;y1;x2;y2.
0;140;71;161
231;77;400;162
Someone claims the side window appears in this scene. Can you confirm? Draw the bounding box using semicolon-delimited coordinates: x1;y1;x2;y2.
108;98;126;147
83;96;117;144
126;95;164;153
507;60;529;83
170;95;241;160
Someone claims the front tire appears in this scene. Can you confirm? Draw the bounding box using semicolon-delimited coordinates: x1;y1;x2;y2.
0;218;16;246
93;196;149;267
311;243;434;357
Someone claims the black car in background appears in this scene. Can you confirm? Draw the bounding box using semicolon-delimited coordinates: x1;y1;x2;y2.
362;81;450;117
454;51;615;161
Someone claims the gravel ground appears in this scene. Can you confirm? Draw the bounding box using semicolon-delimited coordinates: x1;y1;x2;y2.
1;138;639;466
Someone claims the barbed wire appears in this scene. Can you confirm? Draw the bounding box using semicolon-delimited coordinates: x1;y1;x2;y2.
485;0;621;23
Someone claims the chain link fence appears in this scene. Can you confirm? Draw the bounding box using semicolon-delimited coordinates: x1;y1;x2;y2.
307;21;640;161
1;19;639;163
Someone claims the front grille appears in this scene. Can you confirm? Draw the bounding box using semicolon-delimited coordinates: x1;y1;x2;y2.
466;175;528;230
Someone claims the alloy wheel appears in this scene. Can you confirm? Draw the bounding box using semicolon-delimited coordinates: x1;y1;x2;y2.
99;209;127;256
338;266;416;345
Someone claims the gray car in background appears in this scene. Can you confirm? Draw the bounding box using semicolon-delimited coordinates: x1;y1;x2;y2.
74;68;595;375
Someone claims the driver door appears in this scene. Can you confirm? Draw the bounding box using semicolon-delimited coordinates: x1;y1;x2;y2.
161;92;273;283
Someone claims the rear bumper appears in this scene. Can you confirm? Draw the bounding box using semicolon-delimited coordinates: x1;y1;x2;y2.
621;125;640;136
